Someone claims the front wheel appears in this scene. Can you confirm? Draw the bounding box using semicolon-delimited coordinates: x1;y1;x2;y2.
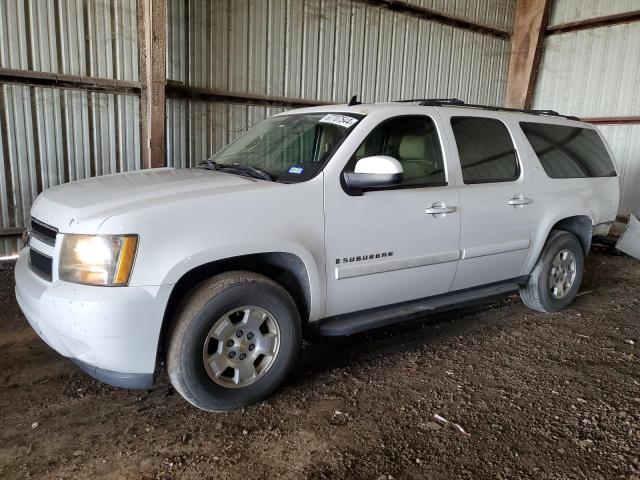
520;230;585;313
166;271;301;411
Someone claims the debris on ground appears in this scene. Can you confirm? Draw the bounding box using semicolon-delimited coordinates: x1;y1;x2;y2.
616;215;640;259
575;289;595;298
433;414;471;436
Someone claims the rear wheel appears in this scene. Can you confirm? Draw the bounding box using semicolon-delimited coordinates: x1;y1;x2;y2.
166;271;301;411
520;231;585;313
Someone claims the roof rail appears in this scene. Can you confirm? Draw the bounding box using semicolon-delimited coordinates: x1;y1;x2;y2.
397;98;465;106
394;98;581;121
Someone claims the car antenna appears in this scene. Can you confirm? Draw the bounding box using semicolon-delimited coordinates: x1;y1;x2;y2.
348;95;361;106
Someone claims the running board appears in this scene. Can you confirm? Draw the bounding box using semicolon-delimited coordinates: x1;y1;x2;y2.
315;279;526;336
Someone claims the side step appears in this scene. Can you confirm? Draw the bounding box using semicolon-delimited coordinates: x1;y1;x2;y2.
315;280;525;336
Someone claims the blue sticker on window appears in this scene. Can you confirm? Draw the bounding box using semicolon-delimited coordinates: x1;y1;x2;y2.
288;166;304;175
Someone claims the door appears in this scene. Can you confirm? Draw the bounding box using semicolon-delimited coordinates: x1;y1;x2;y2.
441;113;537;290
324;114;461;317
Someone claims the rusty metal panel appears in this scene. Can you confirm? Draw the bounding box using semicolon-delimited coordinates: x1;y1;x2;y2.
0;84;141;234
0;0;139;81
597;125;640;219
548;0;640;27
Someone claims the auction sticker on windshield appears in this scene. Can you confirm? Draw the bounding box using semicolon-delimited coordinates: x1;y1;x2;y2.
319;114;359;128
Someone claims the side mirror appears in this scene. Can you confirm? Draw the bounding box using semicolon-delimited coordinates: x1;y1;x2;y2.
343;156;403;190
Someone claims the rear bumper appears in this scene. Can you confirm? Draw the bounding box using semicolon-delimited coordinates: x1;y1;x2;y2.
14;248;173;388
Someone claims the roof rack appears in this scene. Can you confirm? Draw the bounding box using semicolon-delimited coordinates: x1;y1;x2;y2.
394;98;581;121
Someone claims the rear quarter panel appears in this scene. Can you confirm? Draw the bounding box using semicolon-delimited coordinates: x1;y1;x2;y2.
511;116;620;274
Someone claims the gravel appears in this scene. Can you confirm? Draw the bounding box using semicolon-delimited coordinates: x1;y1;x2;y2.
0;252;638;479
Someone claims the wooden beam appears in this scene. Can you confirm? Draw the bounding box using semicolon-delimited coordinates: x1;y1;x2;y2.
582;116;640;125
165;82;332;108
355;0;511;38
505;0;551;109
547;10;640;36
0;227;24;237
0;68;142;95
138;0;166;169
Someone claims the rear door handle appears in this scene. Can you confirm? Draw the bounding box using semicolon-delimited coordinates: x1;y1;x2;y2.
425;202;457;216
508;195;533;207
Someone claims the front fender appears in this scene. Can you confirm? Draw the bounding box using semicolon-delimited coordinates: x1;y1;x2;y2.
160;241;326;321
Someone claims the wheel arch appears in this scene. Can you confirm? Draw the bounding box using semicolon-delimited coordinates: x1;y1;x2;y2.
550;215;593;254
525;213;594;274
158;252;313;357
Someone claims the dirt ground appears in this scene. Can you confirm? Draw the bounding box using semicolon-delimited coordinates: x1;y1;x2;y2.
0;252;638;480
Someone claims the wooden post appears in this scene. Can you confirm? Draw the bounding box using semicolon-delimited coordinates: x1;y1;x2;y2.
138;0;167;169
505;0;551;109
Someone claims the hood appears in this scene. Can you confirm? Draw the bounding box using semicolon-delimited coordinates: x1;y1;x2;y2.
30;168;277;233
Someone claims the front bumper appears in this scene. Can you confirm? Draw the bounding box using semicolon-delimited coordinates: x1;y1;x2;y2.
14;248;173;389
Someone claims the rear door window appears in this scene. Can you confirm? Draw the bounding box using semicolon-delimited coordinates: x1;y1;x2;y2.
520;122;616;178
450;117;519;184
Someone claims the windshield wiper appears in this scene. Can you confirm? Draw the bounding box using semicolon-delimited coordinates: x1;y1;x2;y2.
198;160;275;182
198;159;220;171
226;163;275;181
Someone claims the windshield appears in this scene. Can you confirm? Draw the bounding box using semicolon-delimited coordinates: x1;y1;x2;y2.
209;112;362;181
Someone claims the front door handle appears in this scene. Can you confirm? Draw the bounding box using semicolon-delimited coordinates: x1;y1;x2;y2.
425;202;457;216
508;195;533;207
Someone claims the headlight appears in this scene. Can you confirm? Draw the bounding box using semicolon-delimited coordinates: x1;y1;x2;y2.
59;235;138;286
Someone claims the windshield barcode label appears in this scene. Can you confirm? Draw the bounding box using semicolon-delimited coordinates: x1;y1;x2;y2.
319;114;359;128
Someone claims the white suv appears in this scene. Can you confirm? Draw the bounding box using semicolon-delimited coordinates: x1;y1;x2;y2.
14;99;620;411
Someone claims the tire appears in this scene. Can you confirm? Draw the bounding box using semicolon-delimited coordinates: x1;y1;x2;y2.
166;271;301;412
520;230;585;313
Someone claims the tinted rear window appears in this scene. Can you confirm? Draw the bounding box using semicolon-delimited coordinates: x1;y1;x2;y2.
450;117;519;184
520;123;616;178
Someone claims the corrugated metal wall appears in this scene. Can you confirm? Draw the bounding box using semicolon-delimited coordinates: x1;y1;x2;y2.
0;0;140;256
406;0;515;31
0;0;138;78
548;0;640;27
533;24;640;117
165;0;515;167
0;0;519;255
532;2;640;218
166;100;288;169
597;124;640;221
0;85;141;224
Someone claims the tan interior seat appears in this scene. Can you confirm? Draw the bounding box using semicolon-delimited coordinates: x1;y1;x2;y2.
398;135;431;181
